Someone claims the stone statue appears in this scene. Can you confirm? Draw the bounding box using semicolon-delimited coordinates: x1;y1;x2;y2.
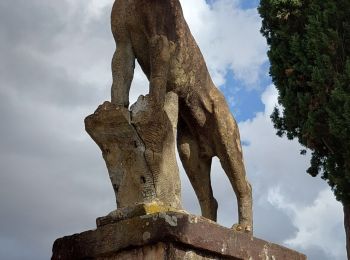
109;0;252;232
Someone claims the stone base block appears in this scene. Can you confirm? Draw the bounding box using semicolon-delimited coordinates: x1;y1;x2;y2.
52;212;306;260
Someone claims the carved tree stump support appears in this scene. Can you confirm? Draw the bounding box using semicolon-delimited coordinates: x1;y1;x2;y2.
85;92;182;221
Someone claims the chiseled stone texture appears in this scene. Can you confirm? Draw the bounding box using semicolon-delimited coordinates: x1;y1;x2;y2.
52;212;306;260
85;92;182;212
99;242;219;260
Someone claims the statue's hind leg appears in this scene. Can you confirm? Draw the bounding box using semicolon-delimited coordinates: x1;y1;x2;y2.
213;98;253;232
177;120;218;221
110;6;135;107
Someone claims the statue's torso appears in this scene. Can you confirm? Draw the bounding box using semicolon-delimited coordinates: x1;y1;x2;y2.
113;0;214;93
112;0;226;133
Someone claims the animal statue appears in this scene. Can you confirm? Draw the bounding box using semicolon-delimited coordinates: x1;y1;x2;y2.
110;0;252;232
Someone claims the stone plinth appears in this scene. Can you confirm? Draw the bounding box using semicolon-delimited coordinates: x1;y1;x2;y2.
52;212;306;260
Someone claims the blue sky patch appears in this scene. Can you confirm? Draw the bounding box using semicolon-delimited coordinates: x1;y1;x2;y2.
206;0;260;10
220;65;272;122
238;0;260;10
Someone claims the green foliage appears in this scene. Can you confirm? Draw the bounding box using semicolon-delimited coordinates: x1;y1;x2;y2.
259;0;350;203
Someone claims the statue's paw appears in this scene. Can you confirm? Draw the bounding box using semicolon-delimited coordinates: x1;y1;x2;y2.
232;223;252;233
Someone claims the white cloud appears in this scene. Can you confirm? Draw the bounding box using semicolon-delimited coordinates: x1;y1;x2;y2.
239;85;324;205
268;187;345;259
181;0;267;86
48;0;267;96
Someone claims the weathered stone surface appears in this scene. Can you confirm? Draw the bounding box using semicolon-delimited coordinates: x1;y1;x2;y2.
52;212;306;260
85;92;182;213
98;242;225;260
96;201;187;227
110;0;252;231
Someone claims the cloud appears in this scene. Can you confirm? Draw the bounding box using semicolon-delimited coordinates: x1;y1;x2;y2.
86;0;112;18
237;85;346;259
268;188;345;259
239;85;327;206
181;0;268;86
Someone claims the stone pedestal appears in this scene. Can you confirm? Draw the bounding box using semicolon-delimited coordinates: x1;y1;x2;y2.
52;212;306;260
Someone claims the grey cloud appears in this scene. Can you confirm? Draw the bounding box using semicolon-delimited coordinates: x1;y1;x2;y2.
253;202;298;243
0;0;68;52
0;138;115;260
0;0;112;109
0;48;101;107
0;2;115;259
303;246;337;260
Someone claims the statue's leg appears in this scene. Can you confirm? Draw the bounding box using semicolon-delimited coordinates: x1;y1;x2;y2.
148;35;171;106
111;30;135;107
177;120;218;221
213;100;253;232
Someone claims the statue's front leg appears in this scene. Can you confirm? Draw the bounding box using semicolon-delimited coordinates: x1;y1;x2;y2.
148;35;172;107
111;42;135;107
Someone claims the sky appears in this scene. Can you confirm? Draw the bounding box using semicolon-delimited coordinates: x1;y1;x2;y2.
0;0;346;259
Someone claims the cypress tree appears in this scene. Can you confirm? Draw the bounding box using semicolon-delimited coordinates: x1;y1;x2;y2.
259;0;350;257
